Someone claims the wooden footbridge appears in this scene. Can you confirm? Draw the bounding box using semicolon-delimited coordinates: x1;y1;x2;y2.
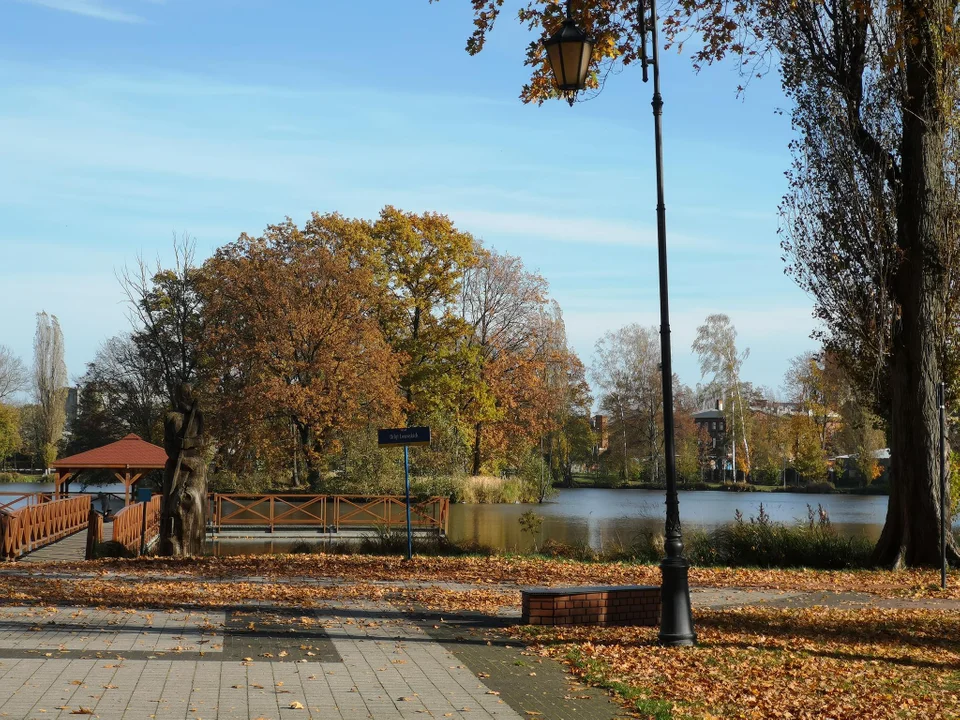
0;493;449;563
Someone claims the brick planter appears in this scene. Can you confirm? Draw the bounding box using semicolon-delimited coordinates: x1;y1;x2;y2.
521;585;660;627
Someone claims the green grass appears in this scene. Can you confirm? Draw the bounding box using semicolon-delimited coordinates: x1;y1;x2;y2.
566;647;678;720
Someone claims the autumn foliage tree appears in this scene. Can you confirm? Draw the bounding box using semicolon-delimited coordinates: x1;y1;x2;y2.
367;206;480;412
459;249;552;474
0;404;20;466
783;352;844;453
200;221;405;485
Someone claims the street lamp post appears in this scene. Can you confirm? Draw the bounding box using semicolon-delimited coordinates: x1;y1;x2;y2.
545;0;696;646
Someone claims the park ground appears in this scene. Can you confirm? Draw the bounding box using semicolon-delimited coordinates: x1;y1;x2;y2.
0;555;958;719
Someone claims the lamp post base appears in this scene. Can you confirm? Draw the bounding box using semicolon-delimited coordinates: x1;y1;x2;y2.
658;556;697;646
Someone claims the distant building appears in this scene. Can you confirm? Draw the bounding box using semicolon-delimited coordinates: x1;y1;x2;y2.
64;386;79;432
591;414;608;456
692;400;726;440
750;399;803;416
693;400;727;481
830;448;891;486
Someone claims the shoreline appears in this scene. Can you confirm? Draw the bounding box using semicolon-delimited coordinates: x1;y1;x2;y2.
559;479;890;496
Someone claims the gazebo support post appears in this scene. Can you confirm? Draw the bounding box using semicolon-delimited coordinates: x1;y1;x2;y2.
115;472;133;506
54;472;72;500
129;473;142;502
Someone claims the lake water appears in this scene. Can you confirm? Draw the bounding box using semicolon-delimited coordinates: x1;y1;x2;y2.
447;488;894;553
0;481;128;513
1;481;917;555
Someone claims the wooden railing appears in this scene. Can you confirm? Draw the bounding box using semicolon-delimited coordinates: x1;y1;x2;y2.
111;495;162;555
0;492;53;513
210;494;449;535
0;494;90;559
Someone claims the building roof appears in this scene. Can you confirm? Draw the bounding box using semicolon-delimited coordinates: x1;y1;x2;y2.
52;434;167;470
692;409;725;420
830;449;890;462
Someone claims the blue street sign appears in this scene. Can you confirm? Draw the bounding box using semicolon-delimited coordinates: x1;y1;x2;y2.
377;426;431;447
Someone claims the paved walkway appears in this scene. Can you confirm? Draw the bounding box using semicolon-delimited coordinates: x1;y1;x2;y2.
0;598;626;720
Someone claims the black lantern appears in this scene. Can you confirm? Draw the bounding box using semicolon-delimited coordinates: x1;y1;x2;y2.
544;9;593;100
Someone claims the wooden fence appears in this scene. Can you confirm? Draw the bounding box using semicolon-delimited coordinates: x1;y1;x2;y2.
110;495;162;556
0;494;90;559
210;494;449;535
0;493;52;513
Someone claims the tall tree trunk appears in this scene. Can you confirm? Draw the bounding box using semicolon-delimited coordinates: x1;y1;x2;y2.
874;7;960;567
619;403;628;480
649;410;658;484
298;423;322;488
472;421;482;475
291;421;300;488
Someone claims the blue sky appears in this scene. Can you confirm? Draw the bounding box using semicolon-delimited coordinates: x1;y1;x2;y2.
0;0;817;398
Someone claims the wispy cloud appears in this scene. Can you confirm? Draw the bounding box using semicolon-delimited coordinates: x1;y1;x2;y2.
449;209;649;247
449;208;711;249
16;0;146;23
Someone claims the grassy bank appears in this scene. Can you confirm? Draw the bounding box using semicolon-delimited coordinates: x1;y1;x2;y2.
450;475;539;503
567;473;891;495
0;472;42;484
523;503;874;569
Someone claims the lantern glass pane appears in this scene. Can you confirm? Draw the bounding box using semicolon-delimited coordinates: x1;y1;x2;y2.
578;40;594;86
560;41;584;88
546;42;565;88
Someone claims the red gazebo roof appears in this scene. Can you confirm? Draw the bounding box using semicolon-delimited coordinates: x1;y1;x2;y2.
53;434;167;470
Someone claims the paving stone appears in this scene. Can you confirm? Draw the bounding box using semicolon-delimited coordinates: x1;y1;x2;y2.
0;601;539;719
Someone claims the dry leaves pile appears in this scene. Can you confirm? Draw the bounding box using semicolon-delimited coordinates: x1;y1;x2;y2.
520;605;960;720
21;554;960;599
0;574;518;615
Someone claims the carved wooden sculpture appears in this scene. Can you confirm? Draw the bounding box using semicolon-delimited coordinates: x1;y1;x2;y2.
160;383;206;556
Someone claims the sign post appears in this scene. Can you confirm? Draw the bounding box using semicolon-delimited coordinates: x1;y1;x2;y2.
378;427;430;561
940;382;947;590
403;446;412;561
136;487;152;557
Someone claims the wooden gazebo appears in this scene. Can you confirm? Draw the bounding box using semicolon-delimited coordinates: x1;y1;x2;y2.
52;434;167;506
